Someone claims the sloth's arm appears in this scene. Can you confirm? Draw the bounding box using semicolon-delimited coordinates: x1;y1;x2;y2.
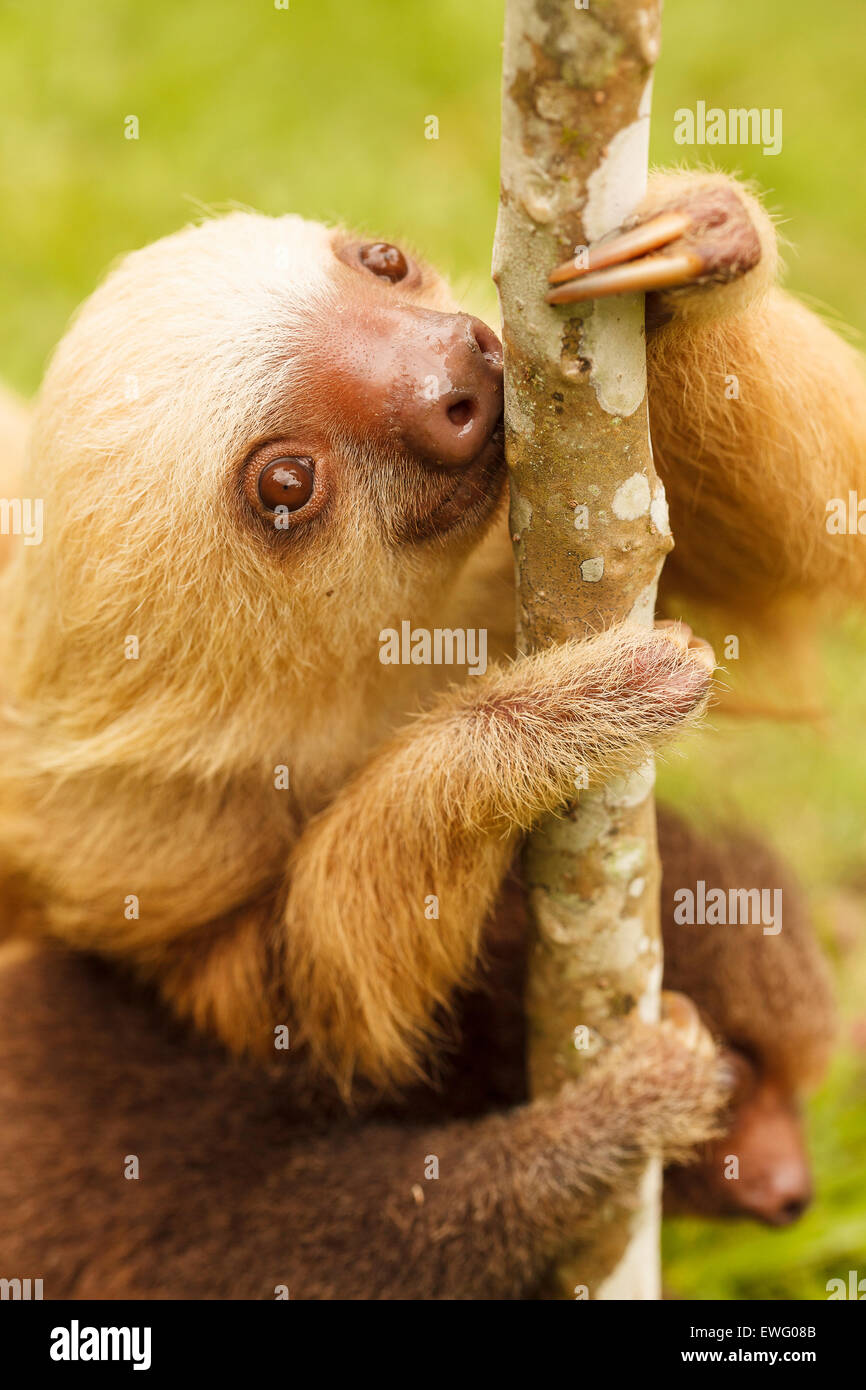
277;1023;724;1299
160;622;712;1087
646;173;866;611
278;622;711;1090
649;259;866;608
550;169;866;611
0;946;725;1299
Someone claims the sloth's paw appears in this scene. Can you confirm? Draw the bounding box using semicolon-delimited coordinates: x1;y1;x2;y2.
584;619;716;725
567;992;732;1167
546;181;762;309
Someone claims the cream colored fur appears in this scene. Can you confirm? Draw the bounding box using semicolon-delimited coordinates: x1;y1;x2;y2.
0;171;862;1090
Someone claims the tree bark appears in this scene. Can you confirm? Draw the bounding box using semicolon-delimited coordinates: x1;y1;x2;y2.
492;0;669;1300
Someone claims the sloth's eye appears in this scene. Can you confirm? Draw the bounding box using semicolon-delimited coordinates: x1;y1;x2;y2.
359;242;409;283
257;456;315;512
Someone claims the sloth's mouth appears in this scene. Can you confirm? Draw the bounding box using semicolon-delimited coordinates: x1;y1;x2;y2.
400;415;507;544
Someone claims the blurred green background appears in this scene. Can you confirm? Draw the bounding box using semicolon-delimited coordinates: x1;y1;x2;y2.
1;0;864;1299
2;0;866;393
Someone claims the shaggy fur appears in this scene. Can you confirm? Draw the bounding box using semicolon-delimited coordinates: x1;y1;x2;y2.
1;936;722;1300
646;173;866;613
0;196;723;1089
658;809;836;1091
658;809;836;1222
0;812;829;1297
0;169;854;1296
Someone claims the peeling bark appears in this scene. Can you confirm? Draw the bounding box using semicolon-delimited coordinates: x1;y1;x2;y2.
492;0;668;1300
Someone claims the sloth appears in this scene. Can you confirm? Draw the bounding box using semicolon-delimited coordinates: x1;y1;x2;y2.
0;827;833;1299
657;810;835;1228
0;169;853;1298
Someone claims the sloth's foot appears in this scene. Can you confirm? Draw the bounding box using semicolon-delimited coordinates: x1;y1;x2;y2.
546;184;762;306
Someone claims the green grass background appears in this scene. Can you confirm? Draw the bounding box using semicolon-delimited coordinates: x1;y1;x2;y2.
1;0;864;1299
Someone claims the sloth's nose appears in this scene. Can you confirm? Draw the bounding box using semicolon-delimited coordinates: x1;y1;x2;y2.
396;312;503;469
740;1159;813;1226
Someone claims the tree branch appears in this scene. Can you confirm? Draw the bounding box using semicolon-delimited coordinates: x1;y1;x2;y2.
492;0;668;1300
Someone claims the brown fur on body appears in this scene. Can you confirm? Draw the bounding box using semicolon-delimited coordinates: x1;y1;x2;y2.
1;947;721;1302
658;808;835;1091
657;809;836;1224
0;812;829;1297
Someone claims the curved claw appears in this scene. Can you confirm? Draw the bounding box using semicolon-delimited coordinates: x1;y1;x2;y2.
546;250;705;304
546;207;708;304
548;210;693;285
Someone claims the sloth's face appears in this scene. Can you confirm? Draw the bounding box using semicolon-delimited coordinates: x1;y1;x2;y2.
665;1049;812;1227
32;211;507;652
48;214;507;545
241;229;507;551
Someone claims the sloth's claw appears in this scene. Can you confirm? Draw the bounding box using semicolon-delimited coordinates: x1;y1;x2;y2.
546;249;705;304
547;210;692;287
546;210;705;304
546;187;761;305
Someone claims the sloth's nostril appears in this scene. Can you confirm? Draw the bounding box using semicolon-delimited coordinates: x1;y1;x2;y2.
447;398;475;430
777;1196;810;1224
392;313;502;467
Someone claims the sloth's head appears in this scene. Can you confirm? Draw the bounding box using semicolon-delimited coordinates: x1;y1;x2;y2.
666;1051;814;1227
37;211;505;567
10;213;506;766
